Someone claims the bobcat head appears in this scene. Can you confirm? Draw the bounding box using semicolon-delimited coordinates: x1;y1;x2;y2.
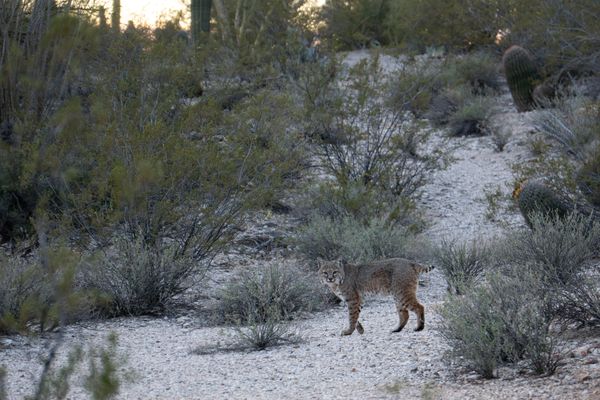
317;258;346;287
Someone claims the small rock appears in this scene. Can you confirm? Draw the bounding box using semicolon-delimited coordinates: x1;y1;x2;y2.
575;371;591;383
571;345;591;358
466;372;480;381
583;358;598;365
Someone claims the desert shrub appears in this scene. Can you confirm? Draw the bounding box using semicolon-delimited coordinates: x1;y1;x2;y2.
232;314;299;351
218;263;324;325
491;128;511;152
440;270;560;378
0;254;50;333
532;96;600;159
307;57;443;201
296;181;421;228
443;52;501;94
388;61;445;117
319;0;390;50
0;4;101;242
80;237;199;316
434;238;491;295
296;214;422;264
499;213;600;285
0;244;89;334
577;145;600;207
32;333;126;400
557;266;600;327
383;0;499;51
447;95;493;136
498;0;600;77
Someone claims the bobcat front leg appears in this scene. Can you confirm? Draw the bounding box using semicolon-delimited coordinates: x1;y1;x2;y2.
342;292;361;336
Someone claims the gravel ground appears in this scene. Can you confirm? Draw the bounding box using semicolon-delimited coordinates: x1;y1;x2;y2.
2;51;600;400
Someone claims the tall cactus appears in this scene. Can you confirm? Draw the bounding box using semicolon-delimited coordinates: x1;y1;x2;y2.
98;6;108;30
191;0;212;43
502;45;540;112
111;0;120;33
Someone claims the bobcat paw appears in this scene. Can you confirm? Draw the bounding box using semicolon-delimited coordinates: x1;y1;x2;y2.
341;328;354;336
414;325;424;332
356;322;364;335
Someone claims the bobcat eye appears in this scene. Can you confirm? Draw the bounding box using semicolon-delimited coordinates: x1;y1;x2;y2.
332;271;338;276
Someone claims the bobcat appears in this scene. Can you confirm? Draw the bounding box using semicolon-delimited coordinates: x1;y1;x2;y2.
318;258;434;336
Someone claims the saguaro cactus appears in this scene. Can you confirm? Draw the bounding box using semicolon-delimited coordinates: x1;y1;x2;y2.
502;45;540;112
191;0;212;43
98;6;107;30
111;0;120;32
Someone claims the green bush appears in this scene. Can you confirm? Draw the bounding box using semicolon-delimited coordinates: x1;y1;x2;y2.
444;52;501;94
440;270;560;378
320;0;391;50
296;213;424;264
383;0;499;51
0;245;88;334
232;314;299;351
557;267;600;327
296;181;420;228
32;333;126;400
218;263;324;325
447;96;493;136
306;57;442;200
532;96;600;159
388;61;445;117
500;213;600;285
81;237;197;317
434;238;491;295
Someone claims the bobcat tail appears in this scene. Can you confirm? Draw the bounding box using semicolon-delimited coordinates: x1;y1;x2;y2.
416;263;435;274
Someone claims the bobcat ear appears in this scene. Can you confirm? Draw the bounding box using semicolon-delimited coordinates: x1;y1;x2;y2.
336;258;347;267
316;257;323;268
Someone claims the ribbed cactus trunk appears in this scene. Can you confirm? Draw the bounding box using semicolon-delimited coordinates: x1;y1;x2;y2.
111;0;121;32
502;45;540;112
514;180;572;227
98;6;108;30
191;0;212;43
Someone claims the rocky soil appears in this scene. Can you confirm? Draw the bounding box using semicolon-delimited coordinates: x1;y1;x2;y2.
2;51;600;400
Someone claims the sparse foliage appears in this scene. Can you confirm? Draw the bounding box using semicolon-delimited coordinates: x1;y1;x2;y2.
219;263;324;324
297;213;423;264
306;57;442;200
500;213;600;285
440;270;561;378
434;238;491;295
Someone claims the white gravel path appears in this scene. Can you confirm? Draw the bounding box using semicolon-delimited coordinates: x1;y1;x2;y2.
2;51;600;400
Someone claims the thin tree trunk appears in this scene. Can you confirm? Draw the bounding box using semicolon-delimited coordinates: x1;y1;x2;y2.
212;0;231;42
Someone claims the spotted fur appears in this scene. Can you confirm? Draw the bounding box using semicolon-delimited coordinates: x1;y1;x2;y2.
318;258;434;336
